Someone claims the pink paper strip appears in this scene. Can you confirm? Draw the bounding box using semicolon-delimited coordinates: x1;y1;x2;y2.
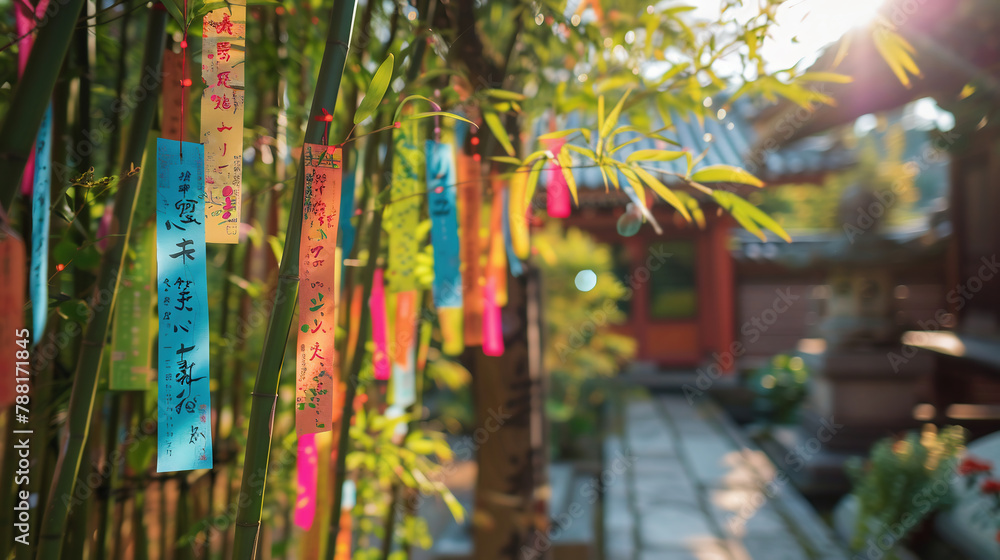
294;432;318;529
16;0;49;196
545;139;571;218
546;165;572;218
483;277;504;357
370;268;390;380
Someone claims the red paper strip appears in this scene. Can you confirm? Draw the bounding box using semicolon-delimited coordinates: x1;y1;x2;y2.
0;230;26;408
162;49;189;142
296;144;342;435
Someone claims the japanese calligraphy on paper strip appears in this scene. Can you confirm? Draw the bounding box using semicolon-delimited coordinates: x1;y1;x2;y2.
156;139;213;472
201;3;246;243
297;144;342;435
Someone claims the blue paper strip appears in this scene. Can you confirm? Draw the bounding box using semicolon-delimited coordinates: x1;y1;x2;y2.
339;164;356;266
502;187;523;277
156;139;213;472
30;104;52;342
426;140;462;308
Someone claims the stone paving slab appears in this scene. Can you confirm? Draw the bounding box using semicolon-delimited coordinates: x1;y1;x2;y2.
604;392;850;560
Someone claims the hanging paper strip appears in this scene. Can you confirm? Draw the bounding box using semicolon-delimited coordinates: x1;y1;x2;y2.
387;129;421;293
201;2;246;244
110;140;159;390
370;269;390;380
16;0;49;196
488;182;508;307
503;186;524;277
156;139;212;472
295;432;319;529
339;163;356;268
30;105;51;340
483;277;504;357
544;139;572;218
426;140;461;307
296;144;342;435
427;140;463;355
391;290;418;408
163;49;189;142
0;229;26;408
456;147;483;346
508;165;531;261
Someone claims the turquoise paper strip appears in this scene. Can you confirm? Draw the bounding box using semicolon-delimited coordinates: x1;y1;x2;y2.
426;140;462;308
30;104;52;342
156;139;213;472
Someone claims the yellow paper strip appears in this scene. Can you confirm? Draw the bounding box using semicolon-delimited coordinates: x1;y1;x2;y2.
200;3;246;243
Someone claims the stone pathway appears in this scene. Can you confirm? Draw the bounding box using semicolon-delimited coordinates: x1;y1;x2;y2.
604;392;850;560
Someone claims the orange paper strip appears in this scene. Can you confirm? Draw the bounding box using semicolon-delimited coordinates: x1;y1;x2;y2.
488;179;508;307
457;150;483;346
296;145;342;435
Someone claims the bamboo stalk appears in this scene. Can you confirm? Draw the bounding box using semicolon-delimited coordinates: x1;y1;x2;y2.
0;0;85;211
231;1;359;557
34;9;167;558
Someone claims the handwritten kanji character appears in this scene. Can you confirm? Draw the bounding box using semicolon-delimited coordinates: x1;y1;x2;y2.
170;239;196;263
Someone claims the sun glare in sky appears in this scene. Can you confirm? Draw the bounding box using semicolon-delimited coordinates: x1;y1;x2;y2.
689;0;887;72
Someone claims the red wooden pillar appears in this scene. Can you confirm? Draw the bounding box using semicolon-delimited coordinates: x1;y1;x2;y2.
710;217;736;373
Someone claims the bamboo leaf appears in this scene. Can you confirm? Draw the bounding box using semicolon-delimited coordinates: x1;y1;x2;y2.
442;488;466;523
354;54;395;125
691;164;764;187
600;88;631;140
490;156;522;166
482;88;526;101
631;165;691;221
526;159;546;204
625;149;686;163
557;149;578;206
712;190;790;242
407;111;479;128
483;111;515;156
563;143;597;161
797;71;853;84
538;128;590;142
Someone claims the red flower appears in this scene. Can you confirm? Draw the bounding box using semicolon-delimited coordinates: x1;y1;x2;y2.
980;479;1000;494
996;529;1000;543
959;456;993;476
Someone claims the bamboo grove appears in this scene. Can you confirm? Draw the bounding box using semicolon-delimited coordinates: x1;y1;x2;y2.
0;0;923;559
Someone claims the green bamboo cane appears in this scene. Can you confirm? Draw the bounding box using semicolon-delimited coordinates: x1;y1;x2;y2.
231;1;359;557
0;0;85;212
34;8;167;558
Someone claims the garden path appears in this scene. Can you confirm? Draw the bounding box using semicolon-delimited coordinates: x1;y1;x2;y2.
604;392;851;560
